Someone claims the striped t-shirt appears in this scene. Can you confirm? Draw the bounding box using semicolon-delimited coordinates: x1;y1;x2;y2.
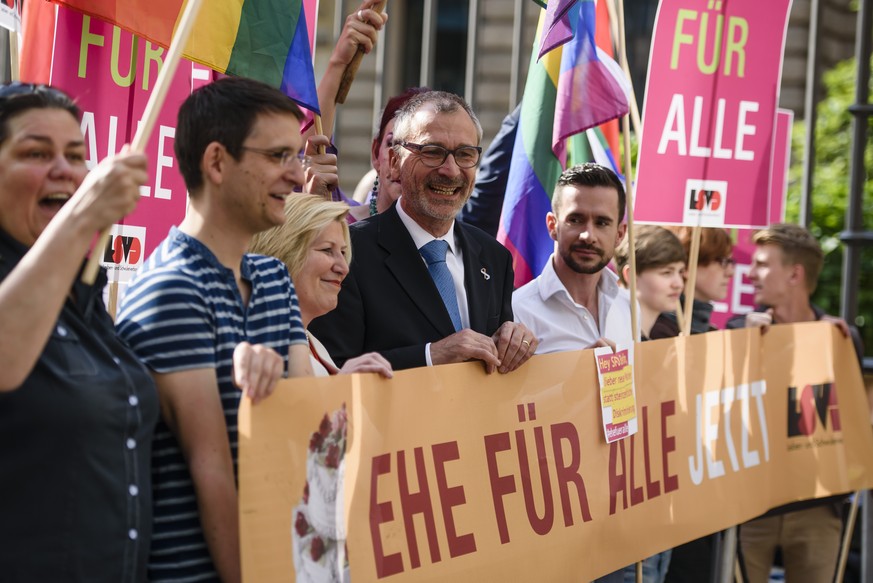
116;227;306;582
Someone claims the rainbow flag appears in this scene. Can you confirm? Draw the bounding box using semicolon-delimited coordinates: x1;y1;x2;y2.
538;0;578;60
51;0;320;114
498;2;625;287
552;0;629;165
497;12;586;287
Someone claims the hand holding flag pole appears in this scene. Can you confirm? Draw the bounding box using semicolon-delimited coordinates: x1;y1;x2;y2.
335;0;387;104
81;0;204;284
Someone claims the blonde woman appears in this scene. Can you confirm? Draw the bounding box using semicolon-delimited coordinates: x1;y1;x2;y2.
252;194;392;377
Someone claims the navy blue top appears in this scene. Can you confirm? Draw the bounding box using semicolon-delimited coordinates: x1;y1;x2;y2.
0;228;159;582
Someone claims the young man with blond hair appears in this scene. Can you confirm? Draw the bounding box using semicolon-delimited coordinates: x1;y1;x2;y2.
730;222;862;583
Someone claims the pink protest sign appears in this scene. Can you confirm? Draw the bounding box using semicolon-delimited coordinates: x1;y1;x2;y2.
634;0;792;229
304;0;319;57
710;108;792;328
47;7;217;282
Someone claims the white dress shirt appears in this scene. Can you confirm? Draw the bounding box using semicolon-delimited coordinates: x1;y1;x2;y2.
512;254;635;354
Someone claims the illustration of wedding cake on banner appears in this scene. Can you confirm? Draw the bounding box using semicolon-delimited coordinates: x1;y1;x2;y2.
292;404;349;583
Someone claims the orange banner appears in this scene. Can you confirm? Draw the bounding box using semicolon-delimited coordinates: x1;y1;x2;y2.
239;323;873;582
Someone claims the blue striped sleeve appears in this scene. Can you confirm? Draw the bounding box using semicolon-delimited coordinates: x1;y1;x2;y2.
117;270;217;373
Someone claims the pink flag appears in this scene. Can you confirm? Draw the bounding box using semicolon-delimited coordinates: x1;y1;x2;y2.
537;0;578;60
552;0;630;166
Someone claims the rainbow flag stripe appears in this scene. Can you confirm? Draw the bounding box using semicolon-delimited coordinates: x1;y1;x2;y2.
498;2;625;288
52;0;319;113
498;13;586;287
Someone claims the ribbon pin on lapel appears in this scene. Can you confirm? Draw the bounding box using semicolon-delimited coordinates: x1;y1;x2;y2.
480;268;490;280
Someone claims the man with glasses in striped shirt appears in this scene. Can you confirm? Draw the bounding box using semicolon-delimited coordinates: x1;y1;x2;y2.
117;77;317;583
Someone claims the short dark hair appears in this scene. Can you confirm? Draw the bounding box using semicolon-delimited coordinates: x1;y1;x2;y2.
553;163;625;221
614;225;686;285
0;83;80;145
753;223;824;293
175;77;304;192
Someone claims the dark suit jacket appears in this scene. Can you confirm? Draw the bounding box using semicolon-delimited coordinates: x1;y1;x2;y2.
308;204;515;370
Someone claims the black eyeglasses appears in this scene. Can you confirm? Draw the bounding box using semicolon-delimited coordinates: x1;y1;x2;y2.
241;146;309;168
716;257;736;268
396;141;482;169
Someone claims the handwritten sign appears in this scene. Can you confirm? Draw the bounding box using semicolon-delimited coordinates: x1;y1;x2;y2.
595;345;638;442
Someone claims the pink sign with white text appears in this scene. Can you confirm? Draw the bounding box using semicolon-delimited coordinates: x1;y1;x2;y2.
47;7;218;281
634;0;792;229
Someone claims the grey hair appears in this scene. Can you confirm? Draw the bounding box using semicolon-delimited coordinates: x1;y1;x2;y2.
391;90;483;147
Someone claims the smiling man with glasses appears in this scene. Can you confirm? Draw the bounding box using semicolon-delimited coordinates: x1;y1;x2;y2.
116;77;321;583
310;90;536;373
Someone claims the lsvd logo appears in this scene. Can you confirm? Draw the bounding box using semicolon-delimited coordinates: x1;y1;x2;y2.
787;383;841;437
682;179;727;226
104;235;142;265
688;188;722;211
101;224;146;269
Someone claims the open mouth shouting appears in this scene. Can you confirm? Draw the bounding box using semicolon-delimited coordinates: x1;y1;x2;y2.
39;192;72;214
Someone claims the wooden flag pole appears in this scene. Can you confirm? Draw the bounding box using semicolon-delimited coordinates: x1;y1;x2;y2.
605;0;642;141
682;225;702;336
616;0;641;575
674;296;686;336
616;0;638;345
9;31;19;81
835;491;863;582
81;0;204;285
313;115;326;154
335;0;387;104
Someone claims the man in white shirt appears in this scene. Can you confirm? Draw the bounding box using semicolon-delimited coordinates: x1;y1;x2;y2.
513;163;633;352
514;164;656;582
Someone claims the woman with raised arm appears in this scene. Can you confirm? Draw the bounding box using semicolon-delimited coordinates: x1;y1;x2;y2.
0;82;156;581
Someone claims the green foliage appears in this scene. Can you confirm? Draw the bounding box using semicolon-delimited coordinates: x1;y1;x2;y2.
785;55;873;357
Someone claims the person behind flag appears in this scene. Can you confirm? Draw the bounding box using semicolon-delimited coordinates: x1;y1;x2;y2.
0;82;155;582
309;90;536;373
349;86;431;221
728;223;862;583
116;77;317;583
498;0;627;289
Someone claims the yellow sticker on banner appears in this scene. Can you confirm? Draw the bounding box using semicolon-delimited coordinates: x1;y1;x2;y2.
595;344;638;442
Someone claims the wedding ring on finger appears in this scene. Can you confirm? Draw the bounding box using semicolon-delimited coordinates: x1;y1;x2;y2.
521;339;531;348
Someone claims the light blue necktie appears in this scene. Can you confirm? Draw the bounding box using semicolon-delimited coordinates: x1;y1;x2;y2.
419;239;462;332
